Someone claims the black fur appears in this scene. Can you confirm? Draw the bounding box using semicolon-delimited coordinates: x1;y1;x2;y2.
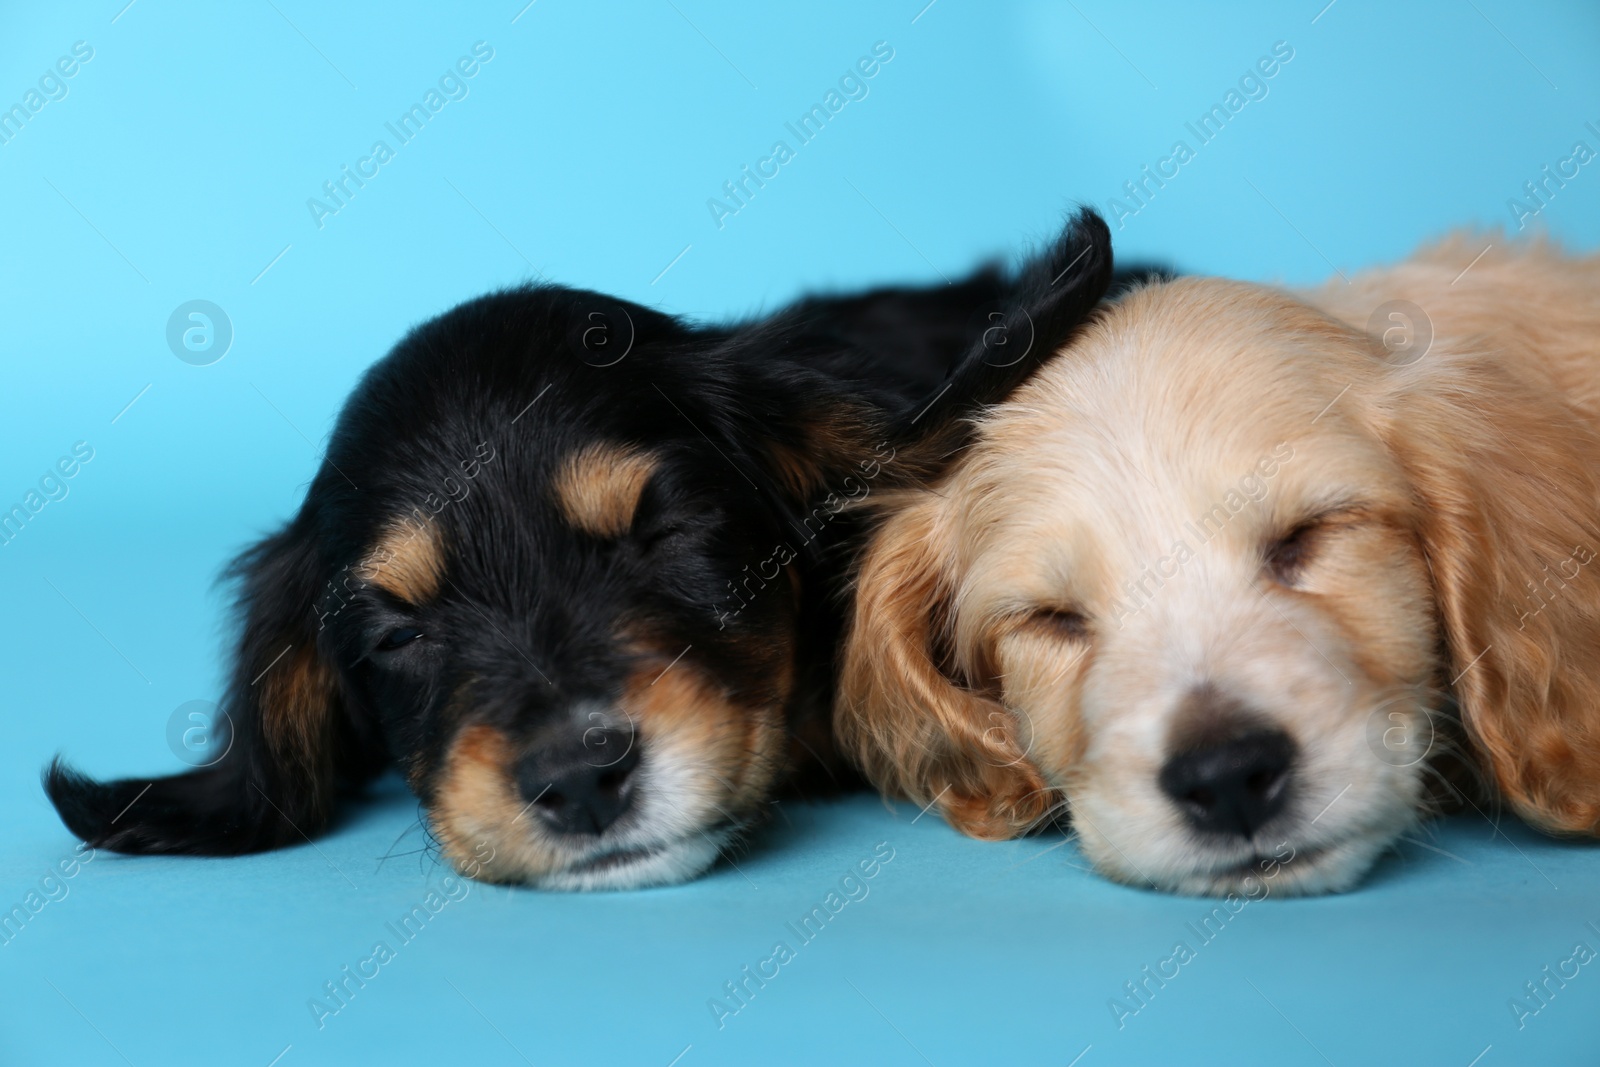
45;208;1117;881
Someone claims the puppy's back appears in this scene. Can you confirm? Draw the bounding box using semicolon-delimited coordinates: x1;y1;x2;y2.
1303;234;1600;410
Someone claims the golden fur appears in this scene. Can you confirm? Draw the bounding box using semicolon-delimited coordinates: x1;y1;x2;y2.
839;234;1600;895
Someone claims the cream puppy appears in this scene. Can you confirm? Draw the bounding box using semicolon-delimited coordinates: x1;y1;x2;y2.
839;235;1600;895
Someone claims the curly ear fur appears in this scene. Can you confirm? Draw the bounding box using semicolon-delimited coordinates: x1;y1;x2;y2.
1380;357;1600;835
1349;238;1600;836
837;493;1054;839
45;515;386;854
835;209;1114;840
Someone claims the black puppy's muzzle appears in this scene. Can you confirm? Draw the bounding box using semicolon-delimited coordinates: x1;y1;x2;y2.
514;725;641;837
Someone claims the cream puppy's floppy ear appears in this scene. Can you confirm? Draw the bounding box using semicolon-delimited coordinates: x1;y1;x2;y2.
1378;353;1600;835
838;208;1111;839
838;492;1053;838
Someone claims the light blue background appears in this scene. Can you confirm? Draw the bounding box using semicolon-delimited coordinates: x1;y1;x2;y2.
3;1;1598;1064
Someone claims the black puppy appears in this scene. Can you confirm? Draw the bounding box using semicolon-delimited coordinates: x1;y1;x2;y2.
47;209;1114;889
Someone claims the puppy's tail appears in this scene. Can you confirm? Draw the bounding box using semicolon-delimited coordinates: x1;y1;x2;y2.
43;519;387;857
889;206;1114;479
43;758;281;855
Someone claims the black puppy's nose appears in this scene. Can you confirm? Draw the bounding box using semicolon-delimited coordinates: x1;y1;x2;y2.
516;728;640;837
1159;728;1295;838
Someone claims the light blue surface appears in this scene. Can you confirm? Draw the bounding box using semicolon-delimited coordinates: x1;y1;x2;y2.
2;2;1598;1064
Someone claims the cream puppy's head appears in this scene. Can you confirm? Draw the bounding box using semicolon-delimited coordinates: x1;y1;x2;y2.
840;261;1600;896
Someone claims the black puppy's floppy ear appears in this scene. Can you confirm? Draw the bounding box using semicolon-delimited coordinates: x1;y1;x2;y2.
45;514;384;854
725;207;1112;496
892;206;1113;476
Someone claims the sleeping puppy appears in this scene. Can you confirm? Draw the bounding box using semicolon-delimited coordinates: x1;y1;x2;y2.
839;234;1600;896
46;209;1114;890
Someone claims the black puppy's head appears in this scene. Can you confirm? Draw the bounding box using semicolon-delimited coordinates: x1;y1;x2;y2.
47;209;1113;889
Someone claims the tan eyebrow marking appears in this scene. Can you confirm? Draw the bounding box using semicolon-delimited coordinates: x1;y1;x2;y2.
359;517;445;604
553;443;659;538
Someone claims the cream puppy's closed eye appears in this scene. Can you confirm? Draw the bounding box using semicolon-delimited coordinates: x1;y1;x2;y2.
840;236;1600;897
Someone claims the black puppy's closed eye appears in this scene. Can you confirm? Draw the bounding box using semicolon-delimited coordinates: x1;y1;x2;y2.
376;626;426;651
636;519;689;551
634;500;720;553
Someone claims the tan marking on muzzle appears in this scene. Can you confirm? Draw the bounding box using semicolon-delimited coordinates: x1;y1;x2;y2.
431;723;560;884
617;651;789;811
